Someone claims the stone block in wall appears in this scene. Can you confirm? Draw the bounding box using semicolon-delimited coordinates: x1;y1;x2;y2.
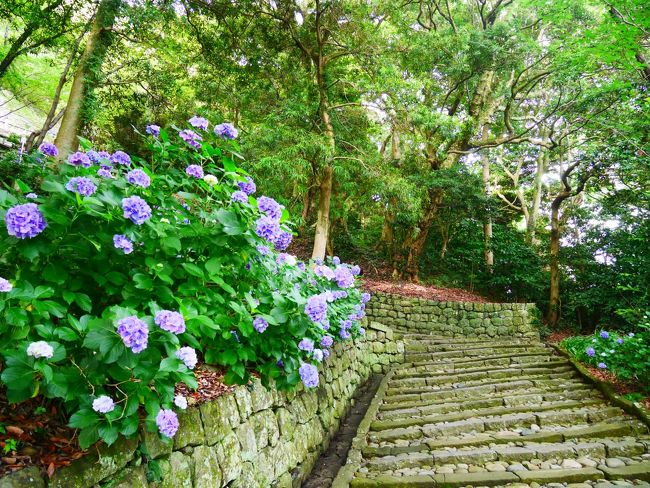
112;465;148;488
235;421;258;461
192;445;221;488
201;393;240;445
49;436;138;488
248;409;279;450
268;440;296;478
174;407;205;449
0;466;44;488
250;379;274;412
141;427;173;459
160;451;193;488
215;431;242;484
233;386;253;421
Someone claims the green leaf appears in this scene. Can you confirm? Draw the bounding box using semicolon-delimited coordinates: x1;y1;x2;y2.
181;263;205;279
133;273;154;291
98;423;119;445
78;427;100;449
162;236;182;252
74;293;93;313
215;209;243;235
69;409;100;429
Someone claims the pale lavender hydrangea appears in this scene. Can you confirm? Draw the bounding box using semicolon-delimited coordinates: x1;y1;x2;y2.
273;231;292;251
255;216;281;242
126;169;151;188
0;277;12;292
176;346;197;369
315;265;335;280
155;310;185;334
110;151;131;166
238;176;256;195
313;349;324;362
332;256;340;265
322;349;330;359
67;151;92;168
598;362;607;369
340;329;351;340
340;319;353;330
113;234;133;254
97;151;111;162
617;338;624;345
179;130;202;149
298;338;314;352
26;193;38;199
297;262;305;271
256;244;270;255
189;116;209;130
258;196;282;220
232;190;248;203
185;164;204;178
214;122;238;139
122;196;152;225
92;395;115;414
117;316;149;353
334;266;354;288
299;363;319;388
629;332;635;337
86;150;101;163
98;167;114;179
253;316;268;333
38;142;58;157
174;395;188;410
305;294;327;323
156;409;179;438
359;327;366;336
5;203;47;239
351;265;361;276
361;292;371;303
146;124;160;137
65;176;97;197
26;341;54;359
600;331;609;339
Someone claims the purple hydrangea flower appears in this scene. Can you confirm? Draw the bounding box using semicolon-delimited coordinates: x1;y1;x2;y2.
256;244;270;256
176;346;197;369
359;327;366;336
340;319;353;330
0;277;12;292
320;320;330;331
305;294;327;323
67;151;91;168
332;256;340;265
253;316;268;333
616;338;624;345
179;130;202;149
97;151;111;162
598;362;607;369
146;124;160;137
298;338;314;352
189;116;209;130
97;167;114;179
27;341;54;359
315;265;335;280
313;349;324;362
232;190;248;203
258;196;282;220
185;164;204;178
361;292;371;303
238;176;256;195
339;329;351;340
371;194;381;202
122;196;152;225
92;395;115;414
5;203;47;239
113;234;134;254
86;150;101;163
322;349;330;359
273;231;292;251
297;262;305;271
38;142;58;157
126;169;151;188
156;409;179;438
110;151;131;166
117;316;149;353
334;266;354;288
299;363;319;388
155;310;186;334
214;122;238;139
320;336;333;348
255;216;281;242
65;176;97;197
600;331;609;339
351;265;361;276
586;347;595;357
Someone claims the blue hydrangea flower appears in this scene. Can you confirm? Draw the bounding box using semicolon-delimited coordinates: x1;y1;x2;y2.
332;256;340;265
5;203;47;239
339;329;351;340
340;319;352;330
600;331;609;339
322;349;330;359
214;122;238;139
298;338;314;352
26;193;38;199
179;130;202;149
256;244;270;255
255;216;281;242
238;176;256;195
351;265;361;275
586;347;595;357
86;150;101;163
334;265;354;288
320;336;333;348
297;262;305;271
155;310;186;334
305;294;327;323
156;409;179;438
185;164;204;178
97;167;114;179
113;234;133;254
598;362;607;369
299;363;319;388
232;190;248;203
97;151;111;162
146;124;160;137
616;338;624;345
110;151;131;166
361;292;371;303
315;265;335;280
253;317;268;333
122;196;152;225
273;231;292;251
92;395;115;414
117;316;149;353
126;169;151;188
65;176;97;197
67;151;91;168
258;196;282;220
189;116;209;130
176;346;197;369
38;142;58;157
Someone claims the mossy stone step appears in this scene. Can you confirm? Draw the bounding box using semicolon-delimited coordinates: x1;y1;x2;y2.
399;350;553;369
393;358;569;378
601;461;650;481
404;346;546;361
515;467;605;483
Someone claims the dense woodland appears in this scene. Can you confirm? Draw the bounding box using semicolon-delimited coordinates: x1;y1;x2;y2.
1;0;649;332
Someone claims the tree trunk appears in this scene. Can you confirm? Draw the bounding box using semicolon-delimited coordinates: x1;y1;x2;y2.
481;140;494;271
526;144;547;243
0;27;34;79
54;0;118;157
548;196;564;328
312;165;333;260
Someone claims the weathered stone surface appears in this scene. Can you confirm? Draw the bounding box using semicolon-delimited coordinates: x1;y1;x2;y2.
0;467;44;488
113;466;148;488
192;445;222;488
200;393;241;445
516;467;604;483
161;451;193;488
173;407;205;449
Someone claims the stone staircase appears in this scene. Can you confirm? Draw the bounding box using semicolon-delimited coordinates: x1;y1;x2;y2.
345;334;650;487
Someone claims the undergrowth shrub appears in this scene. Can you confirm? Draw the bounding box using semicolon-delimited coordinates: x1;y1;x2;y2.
0;119;367;448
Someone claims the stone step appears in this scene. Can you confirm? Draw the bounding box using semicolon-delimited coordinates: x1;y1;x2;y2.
384;371;581;398
404;341;547;353
403;345;549;361
399;350;556;369
402;335;538;345
600;460;650;481
379;385;598;416
393;357;570;378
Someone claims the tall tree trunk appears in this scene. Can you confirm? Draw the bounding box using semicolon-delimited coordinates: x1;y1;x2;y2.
54;0;119;157
526;140;548;243
548;193;567;328
482;152;494;271
0;27;35;79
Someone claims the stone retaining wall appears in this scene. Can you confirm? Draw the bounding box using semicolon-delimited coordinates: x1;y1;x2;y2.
1;321;403;488
366;292;540;339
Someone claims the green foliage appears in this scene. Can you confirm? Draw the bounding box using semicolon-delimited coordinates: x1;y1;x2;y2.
0;121;366;448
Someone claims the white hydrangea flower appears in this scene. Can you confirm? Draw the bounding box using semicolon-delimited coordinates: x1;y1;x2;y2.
26;341;54;359
203;174;218;186
174;394;188;410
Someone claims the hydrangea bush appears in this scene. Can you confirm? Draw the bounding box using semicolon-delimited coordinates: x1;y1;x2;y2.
0;119;368;449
